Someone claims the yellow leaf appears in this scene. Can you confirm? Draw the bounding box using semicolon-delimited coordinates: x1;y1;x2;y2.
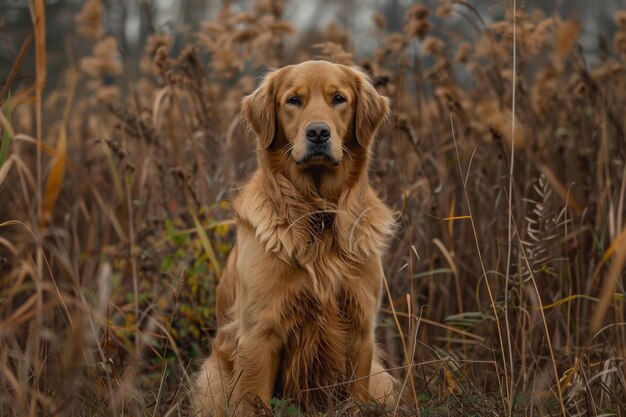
591;226;626;285
592;225;626;333
40;71;78;227
40;127;67;226
558;365;579;394
441;215;471;221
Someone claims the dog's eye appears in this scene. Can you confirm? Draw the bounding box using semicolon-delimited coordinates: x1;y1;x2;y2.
332;94;347;105
286;96;301;106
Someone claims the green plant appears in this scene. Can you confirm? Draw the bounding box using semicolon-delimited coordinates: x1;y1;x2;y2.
269;397;299;417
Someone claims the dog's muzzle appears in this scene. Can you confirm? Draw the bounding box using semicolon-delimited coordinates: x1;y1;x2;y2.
298;122;339;165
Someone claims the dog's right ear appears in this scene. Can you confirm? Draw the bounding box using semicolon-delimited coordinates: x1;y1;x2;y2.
241;69;278;149
351;66;390;148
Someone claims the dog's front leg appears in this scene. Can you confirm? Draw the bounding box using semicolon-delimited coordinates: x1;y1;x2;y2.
227;226;291;415
349;328;375;401
345;262;382;403
230;321;282;415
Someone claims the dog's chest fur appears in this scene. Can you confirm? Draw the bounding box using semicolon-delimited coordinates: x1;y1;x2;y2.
236;172;393;287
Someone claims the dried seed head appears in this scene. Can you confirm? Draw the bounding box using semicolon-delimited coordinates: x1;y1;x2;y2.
477;101;527;150
232;12;256;25
405;4;429;20
372;12;387;30
615;10;626;30
96;86;120;104
325;22;349;46
424;59;450;83
251;31;277;65
530;66;559;115
591;60;622;81
435;86;458;107
154;45;169;69
232;28;259;44
75;0;104;41
79;37;123;78
474;34;495;58
255;0;284;16
569;75;588;98
504;7;527;22
435;4;454;18
201;21;224;37
210;48;244;76
489;21;513;36
455;42;471;64
613;31;626;56
530;9;545;23
405;19;432;40
145;35;173;59
268;21;295;35
312;42;354;66
385;33;407;53
176;45;199;66
501;68;513;80
530;18;556;54
422;36;445;56
553;19;581;71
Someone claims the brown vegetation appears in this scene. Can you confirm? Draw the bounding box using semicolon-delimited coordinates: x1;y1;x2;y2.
1;1;625;416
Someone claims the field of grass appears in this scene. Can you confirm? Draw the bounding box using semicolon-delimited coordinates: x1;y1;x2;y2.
1;1;626;416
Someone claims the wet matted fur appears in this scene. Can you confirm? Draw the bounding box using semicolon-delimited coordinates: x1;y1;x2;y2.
193;60;397;416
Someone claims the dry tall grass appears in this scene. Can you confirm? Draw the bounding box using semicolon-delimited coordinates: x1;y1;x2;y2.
1;1;626;416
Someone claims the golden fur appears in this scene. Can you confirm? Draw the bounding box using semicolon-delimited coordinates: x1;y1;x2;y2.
193;60;397;416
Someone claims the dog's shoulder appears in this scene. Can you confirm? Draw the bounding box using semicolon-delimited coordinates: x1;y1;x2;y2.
335;184;396;259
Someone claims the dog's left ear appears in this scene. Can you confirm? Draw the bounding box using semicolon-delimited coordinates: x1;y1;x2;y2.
353;67;390;148
241;69;279;149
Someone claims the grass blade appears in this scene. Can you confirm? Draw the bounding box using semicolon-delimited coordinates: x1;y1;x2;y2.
192;211;222;277
0;92;12;170
0;31;33;107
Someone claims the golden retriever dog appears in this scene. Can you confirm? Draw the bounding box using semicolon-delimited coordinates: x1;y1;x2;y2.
193;60;397;416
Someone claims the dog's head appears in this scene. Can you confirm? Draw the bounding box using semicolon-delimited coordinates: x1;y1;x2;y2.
242;60;389;197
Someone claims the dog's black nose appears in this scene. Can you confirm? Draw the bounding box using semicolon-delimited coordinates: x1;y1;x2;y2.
306;122;331;144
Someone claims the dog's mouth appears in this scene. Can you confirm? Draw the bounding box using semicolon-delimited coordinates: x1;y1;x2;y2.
295;145;340;167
